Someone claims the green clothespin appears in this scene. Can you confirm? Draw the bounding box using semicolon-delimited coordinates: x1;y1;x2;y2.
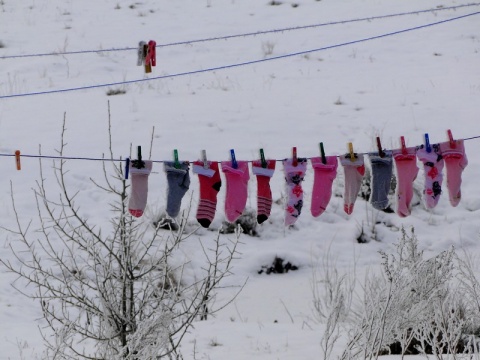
174;149;180;169
260;148;267;168
319;142;326;164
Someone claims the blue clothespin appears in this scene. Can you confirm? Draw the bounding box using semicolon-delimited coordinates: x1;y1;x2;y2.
125;157;130;179
424;133;431;153
230;149;238;169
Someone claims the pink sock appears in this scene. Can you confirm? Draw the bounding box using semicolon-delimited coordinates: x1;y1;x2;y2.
310;156;338;217
252;159;276;224
221;161;250;223
340;154;365;215
393;147;419;217
439;140;468;207
128;160;153;218
417;144;444;209
283;158;307;226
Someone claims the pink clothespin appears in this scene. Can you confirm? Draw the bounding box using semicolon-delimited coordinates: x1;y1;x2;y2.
144;40;156;73
447;129;456;149
400;136;407;155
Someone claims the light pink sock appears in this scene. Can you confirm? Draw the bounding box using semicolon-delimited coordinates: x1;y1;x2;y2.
221;161;250;223
283;158;307;226
439;140;468;207
393;147;419;217
310;156;338;217
417;144;444;209
128;160;153;218
340;154;365;215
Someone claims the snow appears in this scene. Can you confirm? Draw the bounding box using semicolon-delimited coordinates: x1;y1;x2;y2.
0;0;479;358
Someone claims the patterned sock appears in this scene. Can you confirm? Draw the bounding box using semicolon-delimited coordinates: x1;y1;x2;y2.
393;147;419;217
310;156;338;217
283;158;307;226
439;140;468;207
340;154;365;215
128;160;153;218
417;144;444;209
164;161;190;217
369;151;393;210
221;161;250;223
252;160;276;224
192;161;222;228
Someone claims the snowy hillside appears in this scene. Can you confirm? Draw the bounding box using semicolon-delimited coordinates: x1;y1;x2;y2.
1;0;480;358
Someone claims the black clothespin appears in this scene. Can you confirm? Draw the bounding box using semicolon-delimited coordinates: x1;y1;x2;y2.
230;149;238;169
131;146;145;169
376;136;385;158
259;148;267;168
319;142;326;164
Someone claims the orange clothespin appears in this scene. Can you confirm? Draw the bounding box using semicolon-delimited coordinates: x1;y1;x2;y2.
348;142;355;162
145;40;156;70
447;129;456;149
400;136;407;155
143;43;151;73
15;150;21;170
292;147;298;167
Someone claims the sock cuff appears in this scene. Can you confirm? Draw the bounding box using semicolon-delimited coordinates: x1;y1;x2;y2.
192;162;216;177
310;156;338;170
340;153;364;167
221;161;249;175
368;150;393;164
282;158;307;173
393;147;417;161
252;160;276;177
164;161;189;174
130;160;153;175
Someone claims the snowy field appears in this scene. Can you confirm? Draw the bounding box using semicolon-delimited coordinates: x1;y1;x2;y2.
1;0;480;358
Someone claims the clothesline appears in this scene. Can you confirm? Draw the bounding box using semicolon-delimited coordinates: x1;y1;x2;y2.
2;132;479;166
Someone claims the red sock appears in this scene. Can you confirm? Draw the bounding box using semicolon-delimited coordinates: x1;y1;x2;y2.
252;160;276;224
192;161;222;228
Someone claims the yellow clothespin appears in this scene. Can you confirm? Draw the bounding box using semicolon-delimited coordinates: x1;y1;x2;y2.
348;142;356;162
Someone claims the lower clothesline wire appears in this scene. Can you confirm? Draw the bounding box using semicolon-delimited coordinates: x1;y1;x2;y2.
0;135;477;165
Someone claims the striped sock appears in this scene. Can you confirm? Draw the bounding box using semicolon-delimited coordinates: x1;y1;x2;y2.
193;161;221;228
252;159;276;224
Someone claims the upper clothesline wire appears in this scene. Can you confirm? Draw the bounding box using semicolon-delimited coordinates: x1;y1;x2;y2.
1;10;479;100
1;3;479;60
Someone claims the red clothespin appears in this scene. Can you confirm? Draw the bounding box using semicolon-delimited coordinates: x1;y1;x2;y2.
376;136;385;158
447;129;456;149
400;136;407;155
15;150;21;170
145;40;156;68
292;147;298;167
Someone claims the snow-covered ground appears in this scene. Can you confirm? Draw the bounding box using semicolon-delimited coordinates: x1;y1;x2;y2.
0;0;479;358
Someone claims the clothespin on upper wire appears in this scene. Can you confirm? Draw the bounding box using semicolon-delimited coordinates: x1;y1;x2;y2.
137;41;146;66
145;40;156;73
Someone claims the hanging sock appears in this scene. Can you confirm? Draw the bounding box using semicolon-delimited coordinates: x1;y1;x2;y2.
439;140;468;207
128;160;153;218
192;161;222;228
221;161;250;223
310;156;338;217
392;147;419;217
340;154;365;215
164;161;190;217
417;144;444;209
283;158;307;226
252;159;276;224
368;151;393;210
